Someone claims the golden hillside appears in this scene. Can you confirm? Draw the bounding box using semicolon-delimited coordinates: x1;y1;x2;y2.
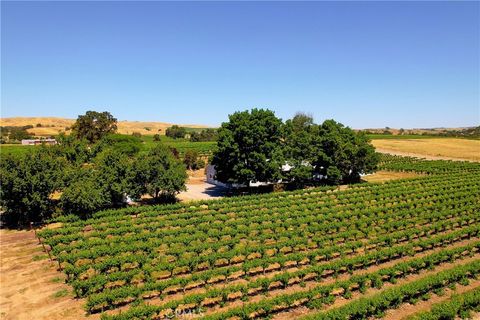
0;117;208;136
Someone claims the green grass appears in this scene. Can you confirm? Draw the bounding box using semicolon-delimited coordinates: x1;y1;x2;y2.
52;288;69;298
32;254;49;261
0;135;216;157
50;276;65;283
141;135;216;155
0;144;37;155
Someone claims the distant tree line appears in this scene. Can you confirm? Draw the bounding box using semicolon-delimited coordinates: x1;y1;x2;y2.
434;126;480;138
0;111;188;226
212;109;379;187
165;125;187;139
0;125;34;143
165;125;217;142
361;126;480;138
189;128;217;142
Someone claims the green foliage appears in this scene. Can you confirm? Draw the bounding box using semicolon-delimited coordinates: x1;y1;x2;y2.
0;148;64;225
60;176;109;218
71;111;117;143
212;110;378;186
0;125;33;142
165;125;187;139
54;133;91;164
52;289;69;298
190;128;218;142
153;134;161;141
9;127;33;141
183;150;205;170
92;134;142;157
93;149;133;204
313;119;379;184
129;144;187;202
212;108;284;186
282;113;318;186
59;148;137;217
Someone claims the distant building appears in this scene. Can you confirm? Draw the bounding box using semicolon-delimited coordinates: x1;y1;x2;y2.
21;138;57;146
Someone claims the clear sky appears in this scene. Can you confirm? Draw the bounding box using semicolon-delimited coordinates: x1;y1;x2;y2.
1;1;479;128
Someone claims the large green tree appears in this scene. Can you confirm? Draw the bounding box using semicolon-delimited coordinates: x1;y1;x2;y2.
92;134;142;157
59;148;135;216
190;128;218;142
71;111;117;143
282;112;318;187
94;149;133;204
165;125;186;139
60;169;109;218
211;108;284;186
0;148;64;225
312;120;379;184
183;150;205;170
129;145;187;202
54;133;91;164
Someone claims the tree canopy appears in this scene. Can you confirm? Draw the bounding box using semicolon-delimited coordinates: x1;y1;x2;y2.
211;108;284;186
130;145;188;202
0;148;65;225
212;109;378;187
190;129;217;142
71;111;117;143
165;125;186;139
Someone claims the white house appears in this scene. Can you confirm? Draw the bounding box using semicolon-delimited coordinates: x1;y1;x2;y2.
206;163;297;188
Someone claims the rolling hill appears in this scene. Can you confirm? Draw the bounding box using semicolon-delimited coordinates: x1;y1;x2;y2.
0;117;209;136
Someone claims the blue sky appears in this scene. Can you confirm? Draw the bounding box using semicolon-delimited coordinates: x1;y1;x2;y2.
1;1;479;128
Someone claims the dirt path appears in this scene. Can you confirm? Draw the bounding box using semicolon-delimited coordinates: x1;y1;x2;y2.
0;229;95;320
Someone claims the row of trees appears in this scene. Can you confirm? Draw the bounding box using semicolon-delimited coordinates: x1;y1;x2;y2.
1;109;378;224
189;128;217;142
0;125;34;143
0;111;188;225
212;109;378;187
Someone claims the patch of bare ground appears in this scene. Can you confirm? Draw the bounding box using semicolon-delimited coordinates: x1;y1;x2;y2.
386;279;480;320
0;229;96;320
362;170;424;183
269;243;480;320
177;170;228;202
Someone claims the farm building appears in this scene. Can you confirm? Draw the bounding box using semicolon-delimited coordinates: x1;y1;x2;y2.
21;138;57;145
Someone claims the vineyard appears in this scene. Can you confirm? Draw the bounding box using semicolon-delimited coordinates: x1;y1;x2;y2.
37;156;480;319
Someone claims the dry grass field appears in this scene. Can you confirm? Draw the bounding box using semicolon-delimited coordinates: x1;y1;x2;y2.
0;229;94;320
0;117;208;136
361;170;423;183
373;138;480;162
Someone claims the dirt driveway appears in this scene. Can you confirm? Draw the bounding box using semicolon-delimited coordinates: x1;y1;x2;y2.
178;182;228;201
